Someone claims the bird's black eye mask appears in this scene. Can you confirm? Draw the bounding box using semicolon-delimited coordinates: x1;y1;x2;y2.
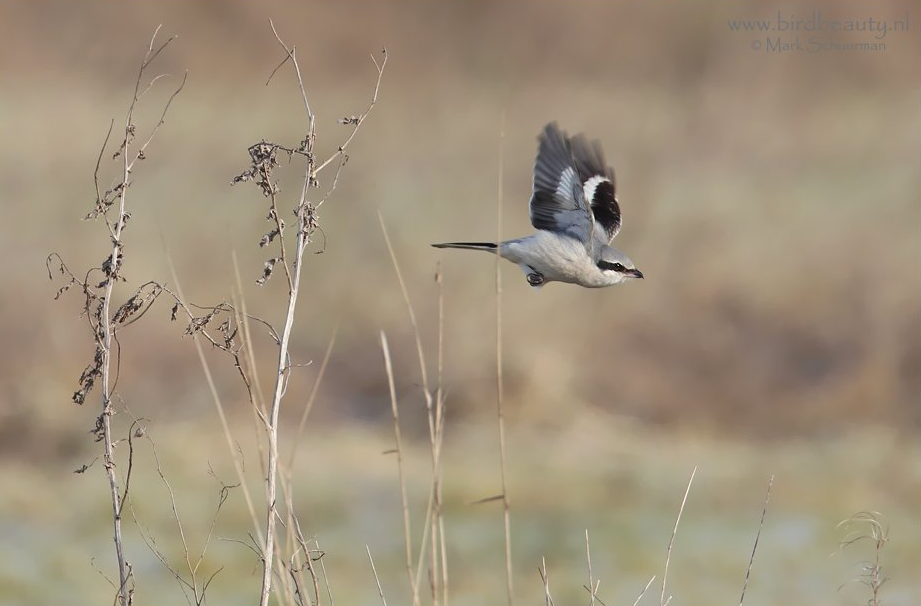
597;260;626;272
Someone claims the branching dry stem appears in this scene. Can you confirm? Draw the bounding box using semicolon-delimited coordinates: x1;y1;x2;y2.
52;25;184;606
255;22;387;606
836;510;889;606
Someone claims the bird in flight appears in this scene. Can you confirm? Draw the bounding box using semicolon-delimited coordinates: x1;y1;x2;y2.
432;122;643;288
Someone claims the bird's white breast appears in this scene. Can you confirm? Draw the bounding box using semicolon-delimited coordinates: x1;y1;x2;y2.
503;231;599;285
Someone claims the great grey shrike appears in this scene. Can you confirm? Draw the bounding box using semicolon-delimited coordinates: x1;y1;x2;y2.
432;122;643;288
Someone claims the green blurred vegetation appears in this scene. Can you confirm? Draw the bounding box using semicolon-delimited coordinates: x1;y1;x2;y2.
1;420;918;605
0;1;918;605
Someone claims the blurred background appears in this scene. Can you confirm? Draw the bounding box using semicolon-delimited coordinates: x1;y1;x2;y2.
1;1;918;605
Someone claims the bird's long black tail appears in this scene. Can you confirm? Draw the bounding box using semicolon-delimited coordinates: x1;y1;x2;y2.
431;242;498;252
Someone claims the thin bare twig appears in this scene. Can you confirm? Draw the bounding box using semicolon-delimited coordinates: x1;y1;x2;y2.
661;467;697;606
165;254;263;544
739;475;773;606
290;516;322;606
538;557;553;606
127;71;187;173
585;529;596;606
377;212;434;409
92;120;115;210
367;546;388;606
316;154;348;208
269;20;314;133
632;576;657;606
315;49;387;175
288;325;338;469
130;423;231;606
229;251;271;468
315;540;336;606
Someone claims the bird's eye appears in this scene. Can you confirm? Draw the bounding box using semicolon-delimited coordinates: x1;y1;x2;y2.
597;260;627;272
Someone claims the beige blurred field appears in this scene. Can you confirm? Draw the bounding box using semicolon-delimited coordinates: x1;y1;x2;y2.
1;2;919;605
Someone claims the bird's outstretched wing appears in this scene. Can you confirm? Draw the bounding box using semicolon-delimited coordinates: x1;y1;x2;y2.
529;122;622;246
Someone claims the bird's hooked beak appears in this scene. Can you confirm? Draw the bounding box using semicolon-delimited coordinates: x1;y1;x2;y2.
628;268;644;279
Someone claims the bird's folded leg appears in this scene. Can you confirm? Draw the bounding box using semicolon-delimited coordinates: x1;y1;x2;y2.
526;272;545;287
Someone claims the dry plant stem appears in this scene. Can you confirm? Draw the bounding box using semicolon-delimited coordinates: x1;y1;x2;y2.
280;326;337;606
739;474;773;606
259;27;315;606
435;268;449;606
437;512;448;606
261;213;308;606
379;212;447;604
288;324;338;469
230;253;271;489
259;24;386;606
495;114;513;606
367;546;388;606
377;213;435;421
275;494;301;606
130;423;228;606
288;512;322;606
315;540;336;606
425;292;446;606
632;576;657;606
314;49;387;177
166;255;263;544
411;489;436;589
380;331;421;606
585;529;596;606
95;26;181;605
661;466;697;606
836;511;889;606
277;324;337;606
538;558;553;606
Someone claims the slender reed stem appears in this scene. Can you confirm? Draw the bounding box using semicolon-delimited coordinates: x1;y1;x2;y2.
380;331;421;606
661;467;697;606
739;475;774;606
495;113;513;606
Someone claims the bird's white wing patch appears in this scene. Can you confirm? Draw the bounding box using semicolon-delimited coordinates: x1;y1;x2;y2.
582;175;607;203
570;136;621;245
